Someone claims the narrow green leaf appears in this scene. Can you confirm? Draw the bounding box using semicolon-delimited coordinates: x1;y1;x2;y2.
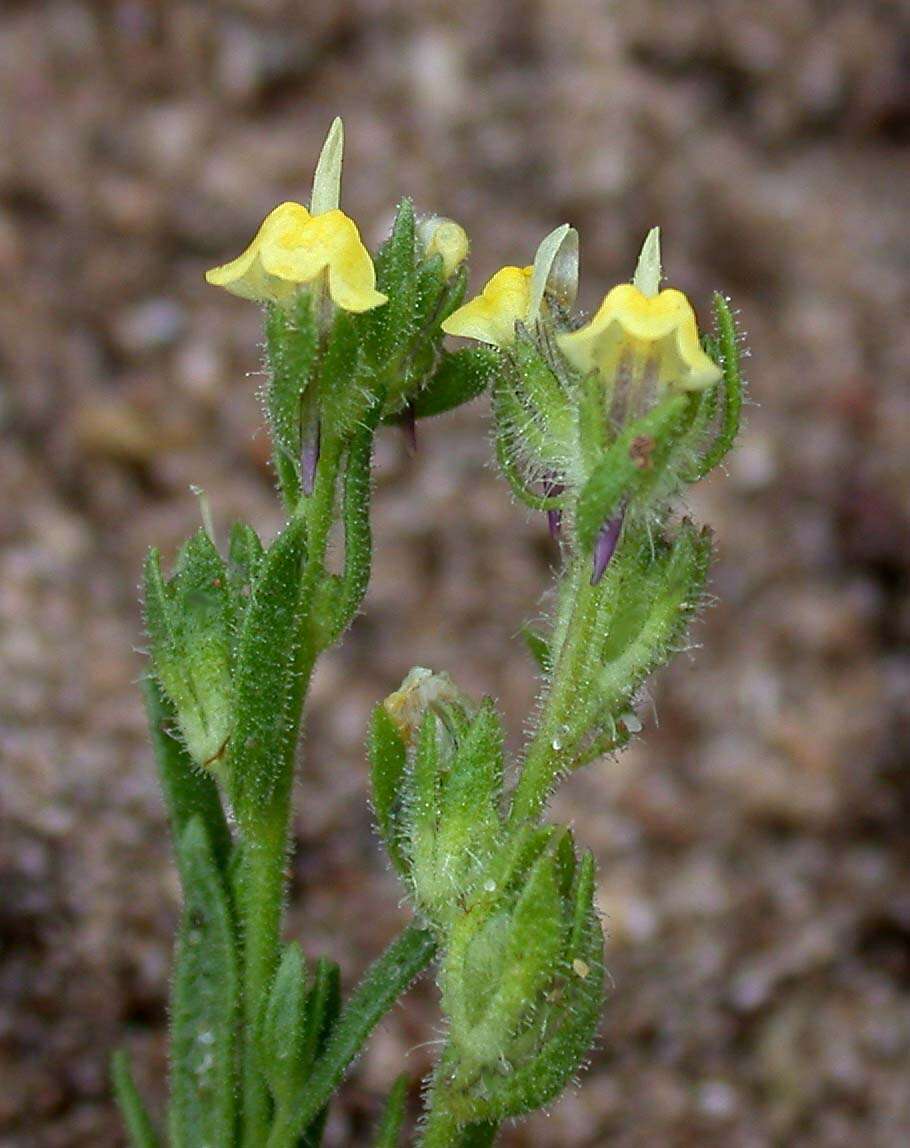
368;704;409;875
111;1050;159;1148
409;347;499;419
168;818;239;1148
686;292;744;479
300;957;341;1075
297;958;341;1147
316;399;380;649
266;925;438;1148
367;199;418;367
575;394;693;551
374;1075;409;1147
595;520;712;721
482;851;564;1045
142;676;232;872
258;942;309;1104
229;516;307;828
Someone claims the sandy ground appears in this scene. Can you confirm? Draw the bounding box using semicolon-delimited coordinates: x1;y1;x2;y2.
1;2;909;1145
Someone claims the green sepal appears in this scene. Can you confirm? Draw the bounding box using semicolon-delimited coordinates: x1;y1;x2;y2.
470;855;604;1121
373;1075;409;1147
142;676;232;874
111;1050;159;1148
367;198;418;369
229;516;307;828
368;704;409;876
435;701;504;876
444;846;564;1070
492;370;566;475
312;397;381;650
168;818;239;1148
142;532;234;771
684;292;744;480
406;347;499;420
521;625;552;675
265;295;319;507
594;519;712;722
575;394;694;551
510;335;574;451
411;251;467;329
257;942;309;1105
319;308;368;440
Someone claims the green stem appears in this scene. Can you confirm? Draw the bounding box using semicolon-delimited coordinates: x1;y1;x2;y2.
267;924;437;1148
240;434;344;1146
509;553;600;823
239;813;291;1145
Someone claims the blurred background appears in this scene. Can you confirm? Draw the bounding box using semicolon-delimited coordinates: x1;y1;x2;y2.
1;1;909;1145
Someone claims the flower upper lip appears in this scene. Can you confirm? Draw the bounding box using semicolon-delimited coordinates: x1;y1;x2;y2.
205;201;387;313
441;265;533;346
557;284;722;392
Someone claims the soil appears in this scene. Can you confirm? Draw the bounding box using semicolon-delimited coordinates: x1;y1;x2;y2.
2;2;909;1145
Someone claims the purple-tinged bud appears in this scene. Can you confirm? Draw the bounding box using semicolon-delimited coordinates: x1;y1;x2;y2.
543;476;564;541
591;512;623;585
400;402;418;455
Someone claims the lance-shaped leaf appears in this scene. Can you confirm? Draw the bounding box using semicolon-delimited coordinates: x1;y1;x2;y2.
594;520;712;722
466;853;604;1121
444;846;564;1070
368;703;409;876
407;347;499;420
373;1075;409;1147
168;818;239;1148
265;924;437;1148
366;198;418;368
143;531;234;770
685;292;744;480
111;1050;159;1148
314;395;381;650
257;942;309;1105
142;676;232;873
229;516;307;828
297;957;342;1147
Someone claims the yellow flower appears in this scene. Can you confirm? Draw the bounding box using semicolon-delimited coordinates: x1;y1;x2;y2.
423;219;470;278
205;201;387;313
441;265;533;346
557;284;721;391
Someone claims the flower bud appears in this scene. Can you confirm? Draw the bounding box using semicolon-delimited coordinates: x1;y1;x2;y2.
419;217;470;278
143;532;234;770
370;671;505;925
437;836;605;1121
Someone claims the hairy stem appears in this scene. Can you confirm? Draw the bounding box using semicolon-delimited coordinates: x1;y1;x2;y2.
240;435;343;1146
509;551;601;823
